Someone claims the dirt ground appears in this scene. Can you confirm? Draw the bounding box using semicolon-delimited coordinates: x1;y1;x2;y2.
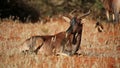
0;17;120;68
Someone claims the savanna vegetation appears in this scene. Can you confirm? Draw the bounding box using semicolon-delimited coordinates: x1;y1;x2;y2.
0;0;105;22
0;0;120;68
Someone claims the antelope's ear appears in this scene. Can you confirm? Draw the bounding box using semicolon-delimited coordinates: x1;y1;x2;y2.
62;16;71;23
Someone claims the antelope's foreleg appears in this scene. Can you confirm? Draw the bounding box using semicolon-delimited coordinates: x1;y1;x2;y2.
114;9;119;23
71;34;81;55
112;14;115;21
106;10;110;21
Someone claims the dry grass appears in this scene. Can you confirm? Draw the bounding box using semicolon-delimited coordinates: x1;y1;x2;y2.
0;18;120;68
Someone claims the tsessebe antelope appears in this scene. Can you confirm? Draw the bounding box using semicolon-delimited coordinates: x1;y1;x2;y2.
19;10;90;56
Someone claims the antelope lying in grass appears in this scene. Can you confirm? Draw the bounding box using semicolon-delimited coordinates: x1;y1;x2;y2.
19;10;90;56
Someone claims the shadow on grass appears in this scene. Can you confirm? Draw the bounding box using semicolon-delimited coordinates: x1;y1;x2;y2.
0;0;40;23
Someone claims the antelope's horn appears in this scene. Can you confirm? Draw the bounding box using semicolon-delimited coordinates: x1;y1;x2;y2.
69;9;77;17
78;10;91;19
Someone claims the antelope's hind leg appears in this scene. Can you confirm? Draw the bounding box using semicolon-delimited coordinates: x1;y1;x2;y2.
20;36;44;55
20;37;36;54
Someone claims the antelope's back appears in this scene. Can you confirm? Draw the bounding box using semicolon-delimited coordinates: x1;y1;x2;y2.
38;32;66;55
